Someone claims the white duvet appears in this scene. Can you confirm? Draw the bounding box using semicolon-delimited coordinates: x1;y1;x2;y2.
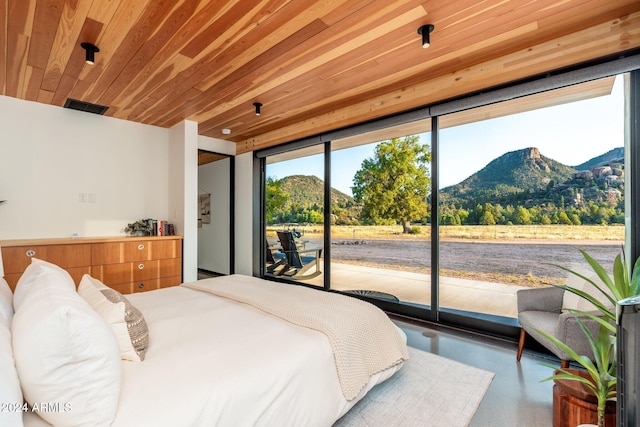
24;278;405;427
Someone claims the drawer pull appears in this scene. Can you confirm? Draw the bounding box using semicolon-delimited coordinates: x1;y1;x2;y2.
138;244;145;251
138;283;144;289
26;250;36;257
138;264;145;270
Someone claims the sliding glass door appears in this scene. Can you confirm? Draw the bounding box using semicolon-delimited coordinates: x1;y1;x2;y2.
329;123;432;308
264;146;325;287
258;66;636;338
438;75;626;320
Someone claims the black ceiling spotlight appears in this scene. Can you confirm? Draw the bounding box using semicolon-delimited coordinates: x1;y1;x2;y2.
80;42;99;65
417;24;435;48
253;102;263;116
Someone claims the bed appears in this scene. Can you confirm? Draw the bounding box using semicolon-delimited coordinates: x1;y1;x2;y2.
0;258;408;427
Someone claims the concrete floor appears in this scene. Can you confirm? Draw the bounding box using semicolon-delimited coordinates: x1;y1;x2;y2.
394;316;555;426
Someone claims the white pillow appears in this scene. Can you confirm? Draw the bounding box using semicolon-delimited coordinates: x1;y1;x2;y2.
11;265;121;426
13;258;74;311
0;324;24;427
562;267;615;312
78;275;149;362
0;277;13;327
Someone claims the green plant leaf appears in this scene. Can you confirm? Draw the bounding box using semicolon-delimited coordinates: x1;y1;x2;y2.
556;283;615;322
612;254;628;300
581;250;615;289
630;255;640;296
564;309;616;334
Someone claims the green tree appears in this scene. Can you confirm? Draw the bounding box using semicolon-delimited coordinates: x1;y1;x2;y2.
513;206;531;225
352;136;431;233
265;177;289;223
558;210;572;225
480;210;496;225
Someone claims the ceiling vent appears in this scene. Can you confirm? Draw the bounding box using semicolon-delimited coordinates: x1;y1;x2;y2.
63;98;109;115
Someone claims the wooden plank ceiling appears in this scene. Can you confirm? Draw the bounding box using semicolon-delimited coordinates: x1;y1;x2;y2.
1;0;640;155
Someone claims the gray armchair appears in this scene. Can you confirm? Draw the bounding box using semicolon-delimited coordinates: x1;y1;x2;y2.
516;286;602;368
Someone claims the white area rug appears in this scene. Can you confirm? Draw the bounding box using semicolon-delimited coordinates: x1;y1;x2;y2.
334;346;495;427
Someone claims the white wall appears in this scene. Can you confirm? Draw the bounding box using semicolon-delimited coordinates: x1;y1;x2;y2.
168;121;198;283
0;95;169;239
198;135;236;156
0;95;251;280
198;158;231;274
235;152;254;275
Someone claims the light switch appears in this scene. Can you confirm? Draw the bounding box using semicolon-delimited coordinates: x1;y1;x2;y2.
79;193;87;203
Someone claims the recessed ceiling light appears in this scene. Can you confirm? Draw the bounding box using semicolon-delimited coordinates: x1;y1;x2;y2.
222;128;231;135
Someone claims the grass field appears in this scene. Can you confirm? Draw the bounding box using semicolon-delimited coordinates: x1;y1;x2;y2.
267;224;625;242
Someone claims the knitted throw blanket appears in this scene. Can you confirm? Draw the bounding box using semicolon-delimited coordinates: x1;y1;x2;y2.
182;275;409;401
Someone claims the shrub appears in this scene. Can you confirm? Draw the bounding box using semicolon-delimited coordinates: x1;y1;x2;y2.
408;226;422;234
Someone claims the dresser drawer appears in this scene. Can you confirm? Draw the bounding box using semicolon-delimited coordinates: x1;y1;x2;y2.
2;244;91;274
159;275;182;289
91;242;123;265
159;258;181;278
132;260;159;281
133;279;159;293
124;241;152;262
151;239;181;259
94;263;132;286
3;266;91;291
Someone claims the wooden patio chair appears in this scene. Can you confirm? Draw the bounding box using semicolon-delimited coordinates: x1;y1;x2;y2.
275;230;322;280
265;239;286;274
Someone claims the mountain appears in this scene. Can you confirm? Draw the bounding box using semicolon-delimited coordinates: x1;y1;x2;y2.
273;147;624;224
573;147;624;171
276;175;360;225
440;146;625;211
441;147;576;201
279;175;353;209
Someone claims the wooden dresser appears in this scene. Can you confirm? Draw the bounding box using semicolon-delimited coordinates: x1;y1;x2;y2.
1;236;183;294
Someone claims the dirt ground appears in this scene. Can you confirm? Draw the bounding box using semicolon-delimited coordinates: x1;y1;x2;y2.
299;237;623;287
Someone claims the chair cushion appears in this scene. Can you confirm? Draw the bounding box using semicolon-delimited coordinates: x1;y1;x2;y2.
562;267;614;313
518;310;569;360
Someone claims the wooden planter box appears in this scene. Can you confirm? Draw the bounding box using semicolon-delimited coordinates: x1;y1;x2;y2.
552;369;616;427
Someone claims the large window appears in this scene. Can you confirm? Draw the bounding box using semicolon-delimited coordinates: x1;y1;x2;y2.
330;127;432;307
264;147;324;286
259;65;636;338
438;76;626;320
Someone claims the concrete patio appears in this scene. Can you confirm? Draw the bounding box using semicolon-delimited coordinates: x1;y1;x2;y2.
302;262;528;318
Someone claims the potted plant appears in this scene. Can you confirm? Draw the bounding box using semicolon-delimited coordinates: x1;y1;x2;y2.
536;249;640;427
124;219;153;236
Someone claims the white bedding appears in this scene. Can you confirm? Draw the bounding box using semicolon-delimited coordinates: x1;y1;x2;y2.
24;276;406;427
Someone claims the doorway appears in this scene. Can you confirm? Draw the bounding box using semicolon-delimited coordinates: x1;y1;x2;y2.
197;150;234;276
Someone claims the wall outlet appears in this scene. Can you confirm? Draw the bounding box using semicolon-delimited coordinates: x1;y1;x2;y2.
88;193;96;203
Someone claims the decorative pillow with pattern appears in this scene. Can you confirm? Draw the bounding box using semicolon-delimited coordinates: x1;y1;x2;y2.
78;275;149;362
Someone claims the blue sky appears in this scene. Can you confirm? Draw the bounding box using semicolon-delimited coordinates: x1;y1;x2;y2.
267;76;625;196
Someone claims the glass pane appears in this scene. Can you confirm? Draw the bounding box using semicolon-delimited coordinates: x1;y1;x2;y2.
330;121;432;307
438;75;626;320
265;147;324;286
